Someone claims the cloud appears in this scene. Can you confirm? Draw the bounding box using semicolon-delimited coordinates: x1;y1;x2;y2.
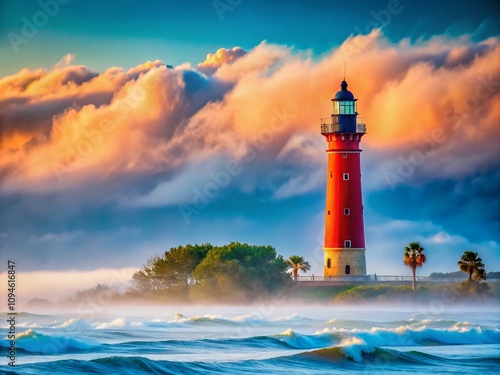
0;31;499;274
0;64;218;191
427;231;467;244
54;53;76;68
2;32;498;197
28;231;82;243
124;157;233;207
197;47;247;75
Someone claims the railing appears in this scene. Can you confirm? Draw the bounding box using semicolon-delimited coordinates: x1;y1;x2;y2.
320;118;366;134
298;275;370;282
320;122;341;134
296;275;500;283
356;123;366;133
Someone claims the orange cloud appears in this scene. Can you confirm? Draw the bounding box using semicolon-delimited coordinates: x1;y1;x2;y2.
0;31;498;197
197;47;246;75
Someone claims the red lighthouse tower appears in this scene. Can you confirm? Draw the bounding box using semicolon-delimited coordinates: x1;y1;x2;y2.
321;80;367;276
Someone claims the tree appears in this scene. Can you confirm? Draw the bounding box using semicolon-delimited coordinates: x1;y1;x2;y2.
153;244;212;290
191;242;290;301
475;268;487;282
67;283;119;305
131;242;291;302
403;242;426;291
132;255;166;294
286;255;311;281
131;244;212;297
458;251;486;282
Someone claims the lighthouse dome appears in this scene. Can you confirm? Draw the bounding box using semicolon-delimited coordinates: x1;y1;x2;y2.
334;80;355;100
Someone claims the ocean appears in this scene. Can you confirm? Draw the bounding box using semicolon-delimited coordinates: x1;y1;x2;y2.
1;304;499;374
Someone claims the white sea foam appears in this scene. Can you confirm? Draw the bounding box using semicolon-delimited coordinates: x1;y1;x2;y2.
338;337;375;362
231;314;264;323
95;317;128;329
54;318;92;331
272;314;307;322
317;326;500;346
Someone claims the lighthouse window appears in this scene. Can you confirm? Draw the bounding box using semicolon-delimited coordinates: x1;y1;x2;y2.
330;171;332;178
343;153;347;158
345;265;351;275
328;210;330;215
344;240;351;248
327;258;331;268
339;101;355;115
344;208;350;215
343;173;349;180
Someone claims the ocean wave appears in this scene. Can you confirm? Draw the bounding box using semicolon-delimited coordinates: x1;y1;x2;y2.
57;323;500;355
301;343;447;366
137;313;309;327
7;356;181;375
140;318;182;328
136;314;261;328
1;317;92;331
231;314;267;323
317;326;500;346
338;337;375;362
0;321;42;329
47;324;497;356
147;314;240;326
88;314;261;331
8;349;500;375
325;318;472;330
7;356;241;375
54;318;92;331
272;313;311;322
92;329;339;353
96;317;128;329
0;329;98;354
275;329;336;349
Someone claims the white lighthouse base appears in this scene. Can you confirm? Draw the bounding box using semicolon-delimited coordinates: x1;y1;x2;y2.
324;248;366;276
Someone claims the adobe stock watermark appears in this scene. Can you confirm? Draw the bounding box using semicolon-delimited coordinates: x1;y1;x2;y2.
383;73;499;190
51;69;165;182
7;0;71;54
446;73;500;135
178;107;295;224
35;269;132;356
76;269;132;319
383;128;447;190
213;0;243;21
341;0;411;61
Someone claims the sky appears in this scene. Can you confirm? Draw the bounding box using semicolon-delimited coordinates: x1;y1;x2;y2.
0;0;499;302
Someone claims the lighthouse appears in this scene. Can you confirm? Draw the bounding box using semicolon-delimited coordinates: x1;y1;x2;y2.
321;80;367;276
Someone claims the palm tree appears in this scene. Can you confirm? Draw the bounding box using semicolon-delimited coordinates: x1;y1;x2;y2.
475;268;487;282
286;255;311;281
403;242;426;291
458;251;485;282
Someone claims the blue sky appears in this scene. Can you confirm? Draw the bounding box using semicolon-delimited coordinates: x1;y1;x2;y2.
0;0;499;289
1;0;498;75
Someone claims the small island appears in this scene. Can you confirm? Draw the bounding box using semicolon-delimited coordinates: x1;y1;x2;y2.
57;241;499;307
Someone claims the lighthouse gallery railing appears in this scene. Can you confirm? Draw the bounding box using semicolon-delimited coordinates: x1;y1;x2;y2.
321;118;366;134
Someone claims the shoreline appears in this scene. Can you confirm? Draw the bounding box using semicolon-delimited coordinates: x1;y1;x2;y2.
17;282;500;311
